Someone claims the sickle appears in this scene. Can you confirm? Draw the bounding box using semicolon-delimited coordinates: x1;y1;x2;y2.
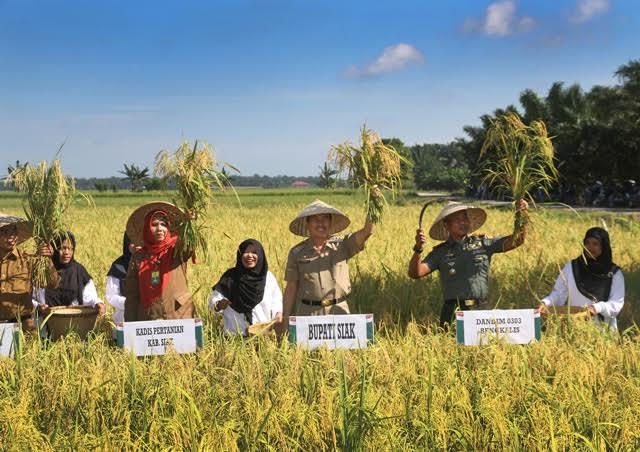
418;198;445;230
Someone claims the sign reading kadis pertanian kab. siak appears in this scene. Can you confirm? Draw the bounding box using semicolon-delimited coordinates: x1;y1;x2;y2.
456;309;541;346
116;319;204;356
289;314;374;350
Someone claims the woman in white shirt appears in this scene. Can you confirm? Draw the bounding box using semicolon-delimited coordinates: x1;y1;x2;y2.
105;233;133;325
540;227;624;330
35;231;105;314
208;239;282;336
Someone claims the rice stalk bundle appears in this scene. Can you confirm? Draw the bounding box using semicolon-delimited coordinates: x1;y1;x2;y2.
154;140;235;262
479;112;558;238
8;160;80;288
329;125;408;223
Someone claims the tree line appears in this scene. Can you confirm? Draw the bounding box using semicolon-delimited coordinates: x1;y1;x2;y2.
318;59;640;205
3;60;638;201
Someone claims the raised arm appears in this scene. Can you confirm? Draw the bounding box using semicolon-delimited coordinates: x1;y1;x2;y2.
503;199;528;252
354;187;382;249
354;221;375;250
408;228;433;279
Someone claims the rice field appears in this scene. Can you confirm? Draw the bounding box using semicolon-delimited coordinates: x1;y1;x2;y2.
1;189;639;450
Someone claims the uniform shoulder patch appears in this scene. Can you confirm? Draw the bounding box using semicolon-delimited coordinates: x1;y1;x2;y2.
475;235;495;247
328;234;344;244
290;239;309;255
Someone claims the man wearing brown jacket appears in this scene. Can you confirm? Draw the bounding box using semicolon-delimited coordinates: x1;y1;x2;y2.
0;214;57;330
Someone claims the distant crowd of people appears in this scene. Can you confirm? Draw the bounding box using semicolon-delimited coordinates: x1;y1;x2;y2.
467;179;640;208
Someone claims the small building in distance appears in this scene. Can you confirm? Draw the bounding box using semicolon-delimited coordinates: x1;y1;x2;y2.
291;180;311;188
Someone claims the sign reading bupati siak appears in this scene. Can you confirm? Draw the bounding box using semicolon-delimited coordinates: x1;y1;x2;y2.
116;319;204;356
456;309;541;346
289;314;374;350
0;323;19;358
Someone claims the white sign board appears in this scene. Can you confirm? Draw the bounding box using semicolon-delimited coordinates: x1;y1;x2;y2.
289;314;374;350
0;323;19;358
456;309;541;346
117;319;203;356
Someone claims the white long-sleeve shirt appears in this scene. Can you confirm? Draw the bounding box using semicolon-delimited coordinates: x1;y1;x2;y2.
35;279;104;308
542;262;625;330
208;271;283;335
105;275;126;324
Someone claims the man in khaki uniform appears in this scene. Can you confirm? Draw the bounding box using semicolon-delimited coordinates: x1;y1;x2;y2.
408;201;527;327
280;200;374;330
0;214;56;330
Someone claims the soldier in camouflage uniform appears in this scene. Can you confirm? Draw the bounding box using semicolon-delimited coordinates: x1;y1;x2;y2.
408;201;528;327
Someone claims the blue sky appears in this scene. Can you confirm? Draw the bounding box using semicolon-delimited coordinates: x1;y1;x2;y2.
1;0;638;177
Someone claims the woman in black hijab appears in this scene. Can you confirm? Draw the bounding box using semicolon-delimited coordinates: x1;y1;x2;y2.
36;231;106;315
540;227;625;330
106;232;134;325
208;239;283;335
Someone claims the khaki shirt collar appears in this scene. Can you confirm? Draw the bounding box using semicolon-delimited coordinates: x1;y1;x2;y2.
1;247;20;261
304;236;340;254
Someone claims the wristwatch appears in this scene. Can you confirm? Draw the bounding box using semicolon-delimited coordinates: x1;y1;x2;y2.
413;244;423;254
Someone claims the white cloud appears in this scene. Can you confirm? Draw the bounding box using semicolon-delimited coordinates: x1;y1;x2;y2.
570;0;610;23
484;0;516;36
464;1;535;37
345;43;425;78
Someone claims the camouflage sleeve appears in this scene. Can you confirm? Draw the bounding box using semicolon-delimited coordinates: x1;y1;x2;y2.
422;246;442;272
483;236;510;255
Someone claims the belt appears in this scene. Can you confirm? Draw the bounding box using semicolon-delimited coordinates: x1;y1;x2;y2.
444;298;483;308
301;296;346;307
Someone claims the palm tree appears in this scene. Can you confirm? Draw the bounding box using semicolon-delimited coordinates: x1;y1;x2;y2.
318;162;338;189
119;163;149;192
5;160;26;190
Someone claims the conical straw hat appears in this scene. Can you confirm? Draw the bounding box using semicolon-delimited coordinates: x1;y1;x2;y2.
289;200;350;237
428;202;487;241
0;213;33;245
126;202;184;245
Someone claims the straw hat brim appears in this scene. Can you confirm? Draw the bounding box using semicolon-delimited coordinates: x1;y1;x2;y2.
0;214;33;245
125;202;184;245
428;204;487;241
289;201;350;237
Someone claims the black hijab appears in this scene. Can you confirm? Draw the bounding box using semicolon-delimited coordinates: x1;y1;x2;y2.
571;227;619;302
106;232;132;293
44;232;92;307
213;239;268;321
